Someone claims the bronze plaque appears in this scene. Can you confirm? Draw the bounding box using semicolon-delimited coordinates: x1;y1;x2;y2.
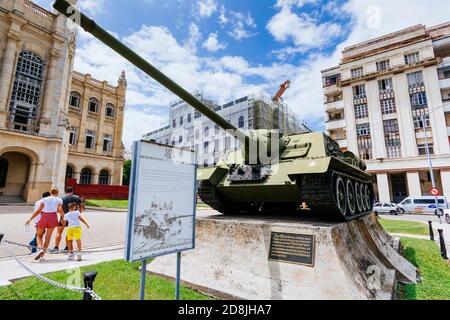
269;232;315;267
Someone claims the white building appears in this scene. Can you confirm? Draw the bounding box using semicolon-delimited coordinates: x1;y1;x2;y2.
143;92;305;167
322;23;450;203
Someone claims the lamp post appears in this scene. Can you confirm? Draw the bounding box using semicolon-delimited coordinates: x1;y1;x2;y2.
420;105;446;224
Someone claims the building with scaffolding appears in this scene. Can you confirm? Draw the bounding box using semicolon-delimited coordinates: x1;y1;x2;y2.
143;92;306;167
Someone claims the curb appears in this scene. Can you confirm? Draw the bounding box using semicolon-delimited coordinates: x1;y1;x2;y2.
85;206;128;213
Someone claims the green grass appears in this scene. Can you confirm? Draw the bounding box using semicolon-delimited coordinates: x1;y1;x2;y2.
400;238;450;300
0;260;210;301
85;199;129;210
378;218;429;236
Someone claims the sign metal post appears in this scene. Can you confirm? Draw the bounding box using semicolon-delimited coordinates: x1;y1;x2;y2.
140;259;147;300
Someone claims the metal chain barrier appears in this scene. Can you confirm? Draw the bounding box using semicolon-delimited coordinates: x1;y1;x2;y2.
1;242;102;300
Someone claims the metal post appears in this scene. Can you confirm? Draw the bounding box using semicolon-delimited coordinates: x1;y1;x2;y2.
428;221;434;241
437;229;448;260
140;260;147;300
0;234;3;244
83;271;98;301
176;252;181;300
421;112;442;224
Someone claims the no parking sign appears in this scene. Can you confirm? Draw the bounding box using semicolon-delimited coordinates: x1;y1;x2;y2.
430;188;440;197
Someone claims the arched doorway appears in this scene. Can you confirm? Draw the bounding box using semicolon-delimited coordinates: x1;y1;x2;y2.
0;152;31;199
80;168;93;185
99;169;111;185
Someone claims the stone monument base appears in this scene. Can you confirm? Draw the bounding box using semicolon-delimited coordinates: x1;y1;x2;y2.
148;213;417;300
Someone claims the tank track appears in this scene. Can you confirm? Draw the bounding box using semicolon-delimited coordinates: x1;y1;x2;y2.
298;171;374;221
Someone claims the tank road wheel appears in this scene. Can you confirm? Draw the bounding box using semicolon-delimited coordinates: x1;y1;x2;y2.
335;176;347;216
360;183;367;212
346;180;356;216
355;182;363;213
364;185;371;211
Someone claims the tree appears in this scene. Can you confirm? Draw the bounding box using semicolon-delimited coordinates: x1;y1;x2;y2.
122;160;132;186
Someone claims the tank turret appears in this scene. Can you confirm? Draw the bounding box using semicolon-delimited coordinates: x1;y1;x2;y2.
54;0;375;221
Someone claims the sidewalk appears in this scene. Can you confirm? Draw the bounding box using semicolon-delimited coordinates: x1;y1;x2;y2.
0;244;124;287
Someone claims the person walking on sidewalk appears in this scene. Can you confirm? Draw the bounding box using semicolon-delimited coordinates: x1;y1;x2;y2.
52;187;85;254
26;188;65;261
29;191;51;254
64;202;90;261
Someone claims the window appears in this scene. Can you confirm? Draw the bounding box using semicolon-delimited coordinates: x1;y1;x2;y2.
410;92;427;108
187;113;192;123
65;165;74;180
103;134;113;152
381;99;396;114
383;119;399;133
357;136;372;160
180;116;184;126
404;52;420;65
85;130;96;149
9;51;45;132
70;92;81;108
0;157;8;188
324;74;341;86
69;127;78;146
442;70;450;79
418;144;434;156
378;78;393;93
80;168;93;185
353;85;366;99
179;135;183;144
351;67;364;79
356;123;371;136
204;141;209;152
215;125;220;135
412;109;430;129
173;119;176;128
195;130;200;140
205;127;210;137
235;97;248;104
407;71;424;87
376;60;390;72
238;116;245;129
214;140;220;153
383;119;401;158
106;104;115;118
223;101;234;109
88;98;99;113
99;170;110;185
354;103;369;119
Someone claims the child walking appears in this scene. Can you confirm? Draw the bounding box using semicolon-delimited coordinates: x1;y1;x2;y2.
64;202;90;261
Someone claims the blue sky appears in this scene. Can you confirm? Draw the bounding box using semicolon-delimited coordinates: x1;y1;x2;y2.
34;0;450;148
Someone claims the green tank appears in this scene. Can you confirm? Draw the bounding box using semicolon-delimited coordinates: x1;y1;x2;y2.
54;0;374;221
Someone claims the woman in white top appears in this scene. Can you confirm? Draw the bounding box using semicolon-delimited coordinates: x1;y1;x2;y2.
26;188;65;261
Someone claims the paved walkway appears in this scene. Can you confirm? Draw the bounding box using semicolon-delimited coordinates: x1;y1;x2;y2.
381;214;450;257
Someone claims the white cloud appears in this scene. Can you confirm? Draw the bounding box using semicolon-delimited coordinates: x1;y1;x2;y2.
78;0;105;15
185;23;202;53
227;11;258;40
197;0;217;18
202;33;227;52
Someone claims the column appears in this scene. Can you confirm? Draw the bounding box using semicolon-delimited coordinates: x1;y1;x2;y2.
40;48;61;135
73;171;81;184
366;81;386;159
377;173;391;202
441;170;450;202
342;86;358;153
93;173;99;185
406;171;422;197
0;30;20;126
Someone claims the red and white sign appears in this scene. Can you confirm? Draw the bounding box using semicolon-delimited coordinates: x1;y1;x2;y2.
430;188;440;197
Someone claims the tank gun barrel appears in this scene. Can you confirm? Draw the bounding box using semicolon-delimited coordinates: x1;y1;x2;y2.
53;0;244;137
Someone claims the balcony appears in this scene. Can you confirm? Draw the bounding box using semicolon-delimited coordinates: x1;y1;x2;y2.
324;84;341;95
325;100;344;110
440;77;450;89
326;118;346;130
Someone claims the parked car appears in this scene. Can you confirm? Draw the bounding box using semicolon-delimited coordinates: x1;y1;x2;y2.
373;202;401;215
397;196;449;215
444;209;450;224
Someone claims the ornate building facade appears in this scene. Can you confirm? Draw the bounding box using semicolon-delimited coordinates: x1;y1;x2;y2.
0;0;125;203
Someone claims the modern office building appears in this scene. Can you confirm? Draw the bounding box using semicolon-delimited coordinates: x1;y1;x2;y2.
322;23;450;203
143;92;306;167
0;0;126;203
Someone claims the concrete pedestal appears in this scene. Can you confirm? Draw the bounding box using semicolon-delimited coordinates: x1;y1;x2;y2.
148;213;417;300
